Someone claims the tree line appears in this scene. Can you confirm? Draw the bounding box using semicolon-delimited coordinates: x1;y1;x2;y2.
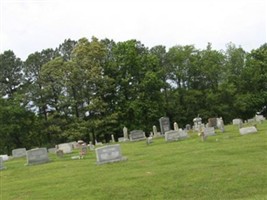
0;36;266;154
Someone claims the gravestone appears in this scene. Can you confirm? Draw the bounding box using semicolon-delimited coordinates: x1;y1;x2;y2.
129;130;146;141
233;118;242;125
69;141;79;149
185;124;191;130
123;126;128;139
48;148;57;154
247;118;255;123
12;148;27;158
26;148;49;165
152;125;161;137
174;122;179;131
255;115;265;123
204;127;216;136
159;117;170;134
79;144;87;159
165;129;188;142
111;134;115;143
58;143;73;154
95;144;127;165
0;155;9;161
239;126;257;135
193;117;202;131
56;149;64;157
0;157;7;170
208;118;217;128
88;142;95;150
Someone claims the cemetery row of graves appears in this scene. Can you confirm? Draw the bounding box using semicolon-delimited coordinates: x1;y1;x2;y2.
0;114;265;170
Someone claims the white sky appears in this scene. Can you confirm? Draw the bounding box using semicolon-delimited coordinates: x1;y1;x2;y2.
0;0;266;61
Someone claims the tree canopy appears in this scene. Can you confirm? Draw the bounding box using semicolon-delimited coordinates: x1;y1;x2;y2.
1;37;266;154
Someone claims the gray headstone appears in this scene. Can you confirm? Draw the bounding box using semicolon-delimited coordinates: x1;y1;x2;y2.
48;148;57;154
118;137;128;142
123;126;128;139
12;148;26;158
204;127;216;136
95;144;127;165
0;157;7;170
239;126;257;135
159;117;171;134
233;118;242;125
111;134;115;143
129;130;146;141
185;124;191;130
58;143;73;154
165;129;188;142
26;148;49;165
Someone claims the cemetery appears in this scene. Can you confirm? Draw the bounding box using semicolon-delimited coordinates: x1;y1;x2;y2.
0;120;266;200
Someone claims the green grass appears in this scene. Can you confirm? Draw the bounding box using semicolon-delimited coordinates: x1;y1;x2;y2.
1;123;267;200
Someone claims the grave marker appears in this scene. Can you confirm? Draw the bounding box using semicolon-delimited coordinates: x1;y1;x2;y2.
159;117;170;134
0;157;7;170
58;143;73;154
95;144;127;165
26;148;49;165
129;130;146;141
239;126;257;135
12;148;26;158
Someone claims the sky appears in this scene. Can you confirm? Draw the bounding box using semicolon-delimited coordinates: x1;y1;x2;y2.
0;0;266;61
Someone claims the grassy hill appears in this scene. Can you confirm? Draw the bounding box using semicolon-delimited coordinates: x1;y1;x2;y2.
1;123;267;200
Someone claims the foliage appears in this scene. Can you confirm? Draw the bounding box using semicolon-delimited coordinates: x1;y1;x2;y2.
0;39;267;153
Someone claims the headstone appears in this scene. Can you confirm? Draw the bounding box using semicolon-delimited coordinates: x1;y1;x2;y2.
255;115;265;123
56;149;64;157
95;144;127;165
185;124;191;130
88;142;95;150
193;117;202;131
12;148;27;158
204;127;216;136
217;117;224;132
208;118;217;128
165;130;179;141
233;118;242;125
123;126;128;139
129;130;146;141
173;122;179;131
159;117;171;134
111;134;115;143
58;143;73;154
239;126;257;135
48;148;57;154
247;118;255;123
118;137;128;142
69;141;79;149
26;148;49;165
0;157;7;170
0;155;9;161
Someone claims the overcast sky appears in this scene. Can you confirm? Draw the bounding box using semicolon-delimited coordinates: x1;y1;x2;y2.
0;0;266;61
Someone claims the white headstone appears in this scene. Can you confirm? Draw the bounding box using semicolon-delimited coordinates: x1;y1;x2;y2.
239;126;257;135
95;144;127;165
123;126;128;139
233;118;242;125
12;148;27;158
58;143;73;154
111;134;115;143
0;155;9;161
26;148;49;165
174;122;179;131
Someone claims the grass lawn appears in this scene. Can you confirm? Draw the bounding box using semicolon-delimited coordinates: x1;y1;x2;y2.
1;123;267;200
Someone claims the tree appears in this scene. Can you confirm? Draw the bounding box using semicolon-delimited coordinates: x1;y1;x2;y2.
0;50;23;98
